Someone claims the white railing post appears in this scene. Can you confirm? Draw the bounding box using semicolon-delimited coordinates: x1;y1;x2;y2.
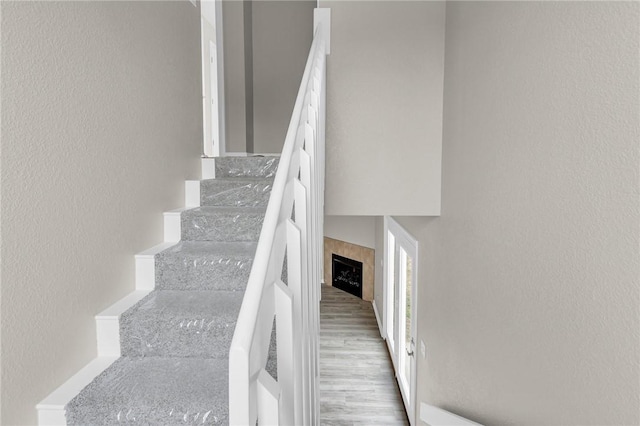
286;218;304;426
274;280;295;425
257;369;281;426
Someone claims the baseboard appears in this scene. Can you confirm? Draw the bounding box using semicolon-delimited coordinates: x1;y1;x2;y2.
135;242;177;290
37;356;119;425
420;403;482;426
201;157;216;179
163;208;188;243
372;300;384;339
185;180;201;208
224;152;248;157
95;290;151;356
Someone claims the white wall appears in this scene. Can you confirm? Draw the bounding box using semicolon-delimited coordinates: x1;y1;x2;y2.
0;2;202;424
222;0;249;153
252;0;316;154
378;2;639;424
320;1;445;216
324;215;375;249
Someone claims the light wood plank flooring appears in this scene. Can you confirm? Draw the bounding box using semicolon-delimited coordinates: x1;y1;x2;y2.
320;284;409;425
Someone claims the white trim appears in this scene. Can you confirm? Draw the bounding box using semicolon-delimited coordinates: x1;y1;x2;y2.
185;180;201;208
252;153;282;157
135;242;176;290
95;290;151;357
163;208;187;242
201;157;216;179
420;403;482;426
37;356;119;425
313;8;331;54
222;152;283;158
215;0;226;156
372;301;383;338
384;216;419;425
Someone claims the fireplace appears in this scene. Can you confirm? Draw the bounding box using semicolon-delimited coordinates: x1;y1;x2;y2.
332;253;363;299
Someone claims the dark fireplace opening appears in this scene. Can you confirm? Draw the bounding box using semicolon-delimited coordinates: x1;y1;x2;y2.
332;253;363;299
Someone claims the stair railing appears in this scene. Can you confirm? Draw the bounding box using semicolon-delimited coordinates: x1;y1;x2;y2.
229;9;330;426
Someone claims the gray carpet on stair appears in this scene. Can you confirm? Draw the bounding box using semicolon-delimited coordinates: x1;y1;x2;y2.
65;357;229;425
155;241;256;291
119;290;243;359
200;178;273;208
65;157;280;425
181;206;266;242
214;156;278;179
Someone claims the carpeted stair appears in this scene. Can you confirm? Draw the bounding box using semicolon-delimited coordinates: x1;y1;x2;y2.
65;156;279;425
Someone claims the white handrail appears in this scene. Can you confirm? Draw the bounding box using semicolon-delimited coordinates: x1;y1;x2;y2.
229;9;329;426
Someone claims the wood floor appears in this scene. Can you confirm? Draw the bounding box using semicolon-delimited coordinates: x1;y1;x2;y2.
319;284;409;425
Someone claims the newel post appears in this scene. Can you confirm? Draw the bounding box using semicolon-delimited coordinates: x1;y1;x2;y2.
313;8;331;54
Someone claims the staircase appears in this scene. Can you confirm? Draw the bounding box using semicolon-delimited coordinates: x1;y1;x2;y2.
54;156;279;425
39;10;329;425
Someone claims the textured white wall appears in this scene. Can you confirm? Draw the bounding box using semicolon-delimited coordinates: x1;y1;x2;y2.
324;216;376;249
0;2;202;424
320;1;445;216
389;2;639;424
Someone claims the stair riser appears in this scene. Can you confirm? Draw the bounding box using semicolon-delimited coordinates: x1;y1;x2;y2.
200;180;272;208
215;157;279;178
181;211;264;242
155;254;253;291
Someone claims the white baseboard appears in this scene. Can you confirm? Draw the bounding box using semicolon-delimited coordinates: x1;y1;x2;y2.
201;157;216;179
163;208;188;243
135;242;176;290
95;290;151;356
372;300;384;339
420;403;482;426
37;356;118;425
224;152;248;157
185;180;201;208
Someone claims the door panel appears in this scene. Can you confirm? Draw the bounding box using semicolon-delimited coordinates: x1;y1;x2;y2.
384;217;418;424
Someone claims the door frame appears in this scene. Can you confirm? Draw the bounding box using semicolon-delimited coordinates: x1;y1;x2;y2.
383;216;418;425
200;0;226;157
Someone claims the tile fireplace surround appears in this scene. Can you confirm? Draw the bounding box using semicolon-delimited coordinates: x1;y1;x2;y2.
323;237;374;302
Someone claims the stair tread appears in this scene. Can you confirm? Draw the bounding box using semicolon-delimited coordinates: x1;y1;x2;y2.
158;241;258;257
65;357;228;425
184;205;267;214
181;207;265;242
214;156;279;178
200;178;273;208
120;290;243;358
201;176;274;183
155;242;255;291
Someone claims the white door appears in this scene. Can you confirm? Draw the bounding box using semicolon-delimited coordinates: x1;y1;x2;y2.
384;217;418;424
